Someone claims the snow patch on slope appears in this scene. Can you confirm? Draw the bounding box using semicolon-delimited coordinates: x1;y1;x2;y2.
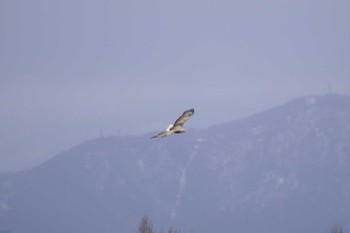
171;140;203;219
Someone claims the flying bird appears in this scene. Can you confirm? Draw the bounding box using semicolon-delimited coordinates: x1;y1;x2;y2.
151;108;195;138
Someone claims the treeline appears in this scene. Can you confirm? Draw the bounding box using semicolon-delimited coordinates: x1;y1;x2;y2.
136;216;343;233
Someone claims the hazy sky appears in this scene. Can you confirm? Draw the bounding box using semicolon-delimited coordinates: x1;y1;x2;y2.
0;0;349;172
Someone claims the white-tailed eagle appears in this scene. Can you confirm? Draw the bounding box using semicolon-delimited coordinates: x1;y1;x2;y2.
151;108;195;138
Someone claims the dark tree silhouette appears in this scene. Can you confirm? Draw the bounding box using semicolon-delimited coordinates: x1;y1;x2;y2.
136;216;195;233
137;216;155;233
330;225;343;233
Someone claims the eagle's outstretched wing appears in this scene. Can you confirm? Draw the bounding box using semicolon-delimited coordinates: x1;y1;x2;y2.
172;108;195;127
151;108;194;138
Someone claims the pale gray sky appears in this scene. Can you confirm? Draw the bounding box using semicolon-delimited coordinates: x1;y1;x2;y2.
0;0;349;172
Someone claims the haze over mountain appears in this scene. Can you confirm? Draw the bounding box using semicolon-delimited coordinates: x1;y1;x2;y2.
1;0;349;173
0;94;349;233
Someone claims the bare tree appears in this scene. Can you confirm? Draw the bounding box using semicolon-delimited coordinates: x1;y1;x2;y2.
330;225;343;233
137;215;194;233
137;216;155;233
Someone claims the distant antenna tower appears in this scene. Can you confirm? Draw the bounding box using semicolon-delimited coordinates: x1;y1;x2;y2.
328;81;332;94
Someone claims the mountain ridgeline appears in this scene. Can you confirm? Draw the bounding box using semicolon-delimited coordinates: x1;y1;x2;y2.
0;94;349;233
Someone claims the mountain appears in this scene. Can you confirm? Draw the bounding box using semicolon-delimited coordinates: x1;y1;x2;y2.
0;94;350;233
